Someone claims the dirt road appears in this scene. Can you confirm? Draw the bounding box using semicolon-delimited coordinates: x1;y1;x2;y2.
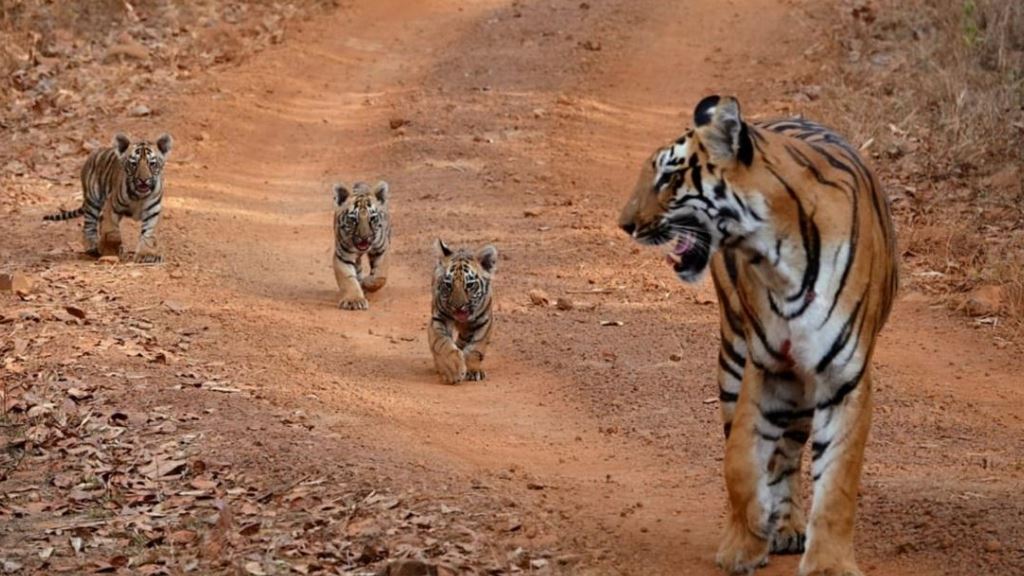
5;0;1023;574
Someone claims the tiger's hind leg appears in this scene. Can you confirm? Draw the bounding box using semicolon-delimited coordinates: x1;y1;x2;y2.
334;255;367;310
97;199;123;259
799;371;872;576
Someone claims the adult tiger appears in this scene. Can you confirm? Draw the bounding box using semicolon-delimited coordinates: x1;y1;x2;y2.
44;133;172;263
333;180;391;310
429;239;498;384
618;96;897;576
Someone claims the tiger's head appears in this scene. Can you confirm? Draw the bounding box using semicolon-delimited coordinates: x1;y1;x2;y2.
433;240;498;324
618;95;768;282
333;181;390;253
114;133;172;198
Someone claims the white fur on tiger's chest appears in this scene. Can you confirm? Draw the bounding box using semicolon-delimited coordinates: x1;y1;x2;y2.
745;239;856;378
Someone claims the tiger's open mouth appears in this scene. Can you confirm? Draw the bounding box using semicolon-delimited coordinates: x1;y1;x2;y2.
135;180;152;194
354;239;371;251
662;224;712;280
453;306;471;322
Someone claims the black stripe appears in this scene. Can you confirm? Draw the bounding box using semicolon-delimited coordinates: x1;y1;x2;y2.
816;364;867;410
720;336;746;367
761;407;814;429
718;353;743;382
783;428;810;444
811;440;830;460
815;289;867;373
757;427;781;442
768;467;797;486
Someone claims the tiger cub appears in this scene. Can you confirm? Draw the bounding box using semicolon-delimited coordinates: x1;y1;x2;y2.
429;239;498;384
333;180;391;310
44;133;173;263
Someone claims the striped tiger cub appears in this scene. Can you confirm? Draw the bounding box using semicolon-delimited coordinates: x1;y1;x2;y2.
333;181;391;310
429;240;498;384
44;133;173;263
618;96;897;576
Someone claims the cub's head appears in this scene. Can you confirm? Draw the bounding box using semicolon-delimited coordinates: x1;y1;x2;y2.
333;180;390;252
618;95;765;282
114;133;172;198
433;239;498;323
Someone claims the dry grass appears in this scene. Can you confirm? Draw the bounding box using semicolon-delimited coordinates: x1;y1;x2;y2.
798;0;1023;327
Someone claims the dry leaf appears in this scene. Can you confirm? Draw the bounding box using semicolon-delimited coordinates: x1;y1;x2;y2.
139;458;188;479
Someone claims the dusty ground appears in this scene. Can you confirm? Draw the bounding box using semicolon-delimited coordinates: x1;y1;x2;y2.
2;0;1023;575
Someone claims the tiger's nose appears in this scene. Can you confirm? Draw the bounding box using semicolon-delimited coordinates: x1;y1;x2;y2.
620;222;636;235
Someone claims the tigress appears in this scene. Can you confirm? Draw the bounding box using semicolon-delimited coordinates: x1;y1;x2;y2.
429;239;498;384
618;96;897;576
333;180;391;310
44;133;173;263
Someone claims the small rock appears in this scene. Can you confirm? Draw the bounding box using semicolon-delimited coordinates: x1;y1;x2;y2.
983;539;1002;553
0;273;32;295
67;388;93;401
669;353;682;362
555;297;573;311
579;40;601;51
130;104;152;117
523;208;543;218
528;289;550;306
389;118;409;130
529;559;549;569
164;300;187;314
526;482;545;490
64;305;86;319
965;285;1003;317
508;518;522;532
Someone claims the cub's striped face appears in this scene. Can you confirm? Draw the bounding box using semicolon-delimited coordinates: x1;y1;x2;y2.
334;181;389;253
619;96;765;283
115;133;172;198
434;240;498;323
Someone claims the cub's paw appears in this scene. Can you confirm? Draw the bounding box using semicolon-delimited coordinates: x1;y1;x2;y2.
465;369;486;381
716;521;770;575
339;297;369;311
134;252;163;265
361;276;387;293
435;352;466;385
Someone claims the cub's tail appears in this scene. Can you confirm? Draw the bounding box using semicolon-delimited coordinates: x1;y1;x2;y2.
42;207;84;221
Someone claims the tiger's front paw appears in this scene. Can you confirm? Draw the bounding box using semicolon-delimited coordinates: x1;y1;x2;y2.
799;560;863;576
465;369;486;381
716;519;770;574
435;351;466;385
339;297;369;310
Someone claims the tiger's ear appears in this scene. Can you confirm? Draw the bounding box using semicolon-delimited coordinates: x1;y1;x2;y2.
333;183;350;206
477;245;498;274
436;238;453;258
156;133;173;156
373;180;390;204
693;95;752;166
113;134;131;156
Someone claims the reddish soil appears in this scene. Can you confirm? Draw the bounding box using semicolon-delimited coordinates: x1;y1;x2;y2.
2;1;1023;575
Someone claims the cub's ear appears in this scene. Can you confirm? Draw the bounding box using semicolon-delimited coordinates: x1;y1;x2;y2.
156;133;173;156
333;183;350;206
114;134;131;156
477;245;498;274
373;180;390;204
436;238;453;258
693;95;752;166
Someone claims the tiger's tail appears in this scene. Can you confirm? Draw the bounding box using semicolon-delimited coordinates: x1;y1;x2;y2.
42;207;84;221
